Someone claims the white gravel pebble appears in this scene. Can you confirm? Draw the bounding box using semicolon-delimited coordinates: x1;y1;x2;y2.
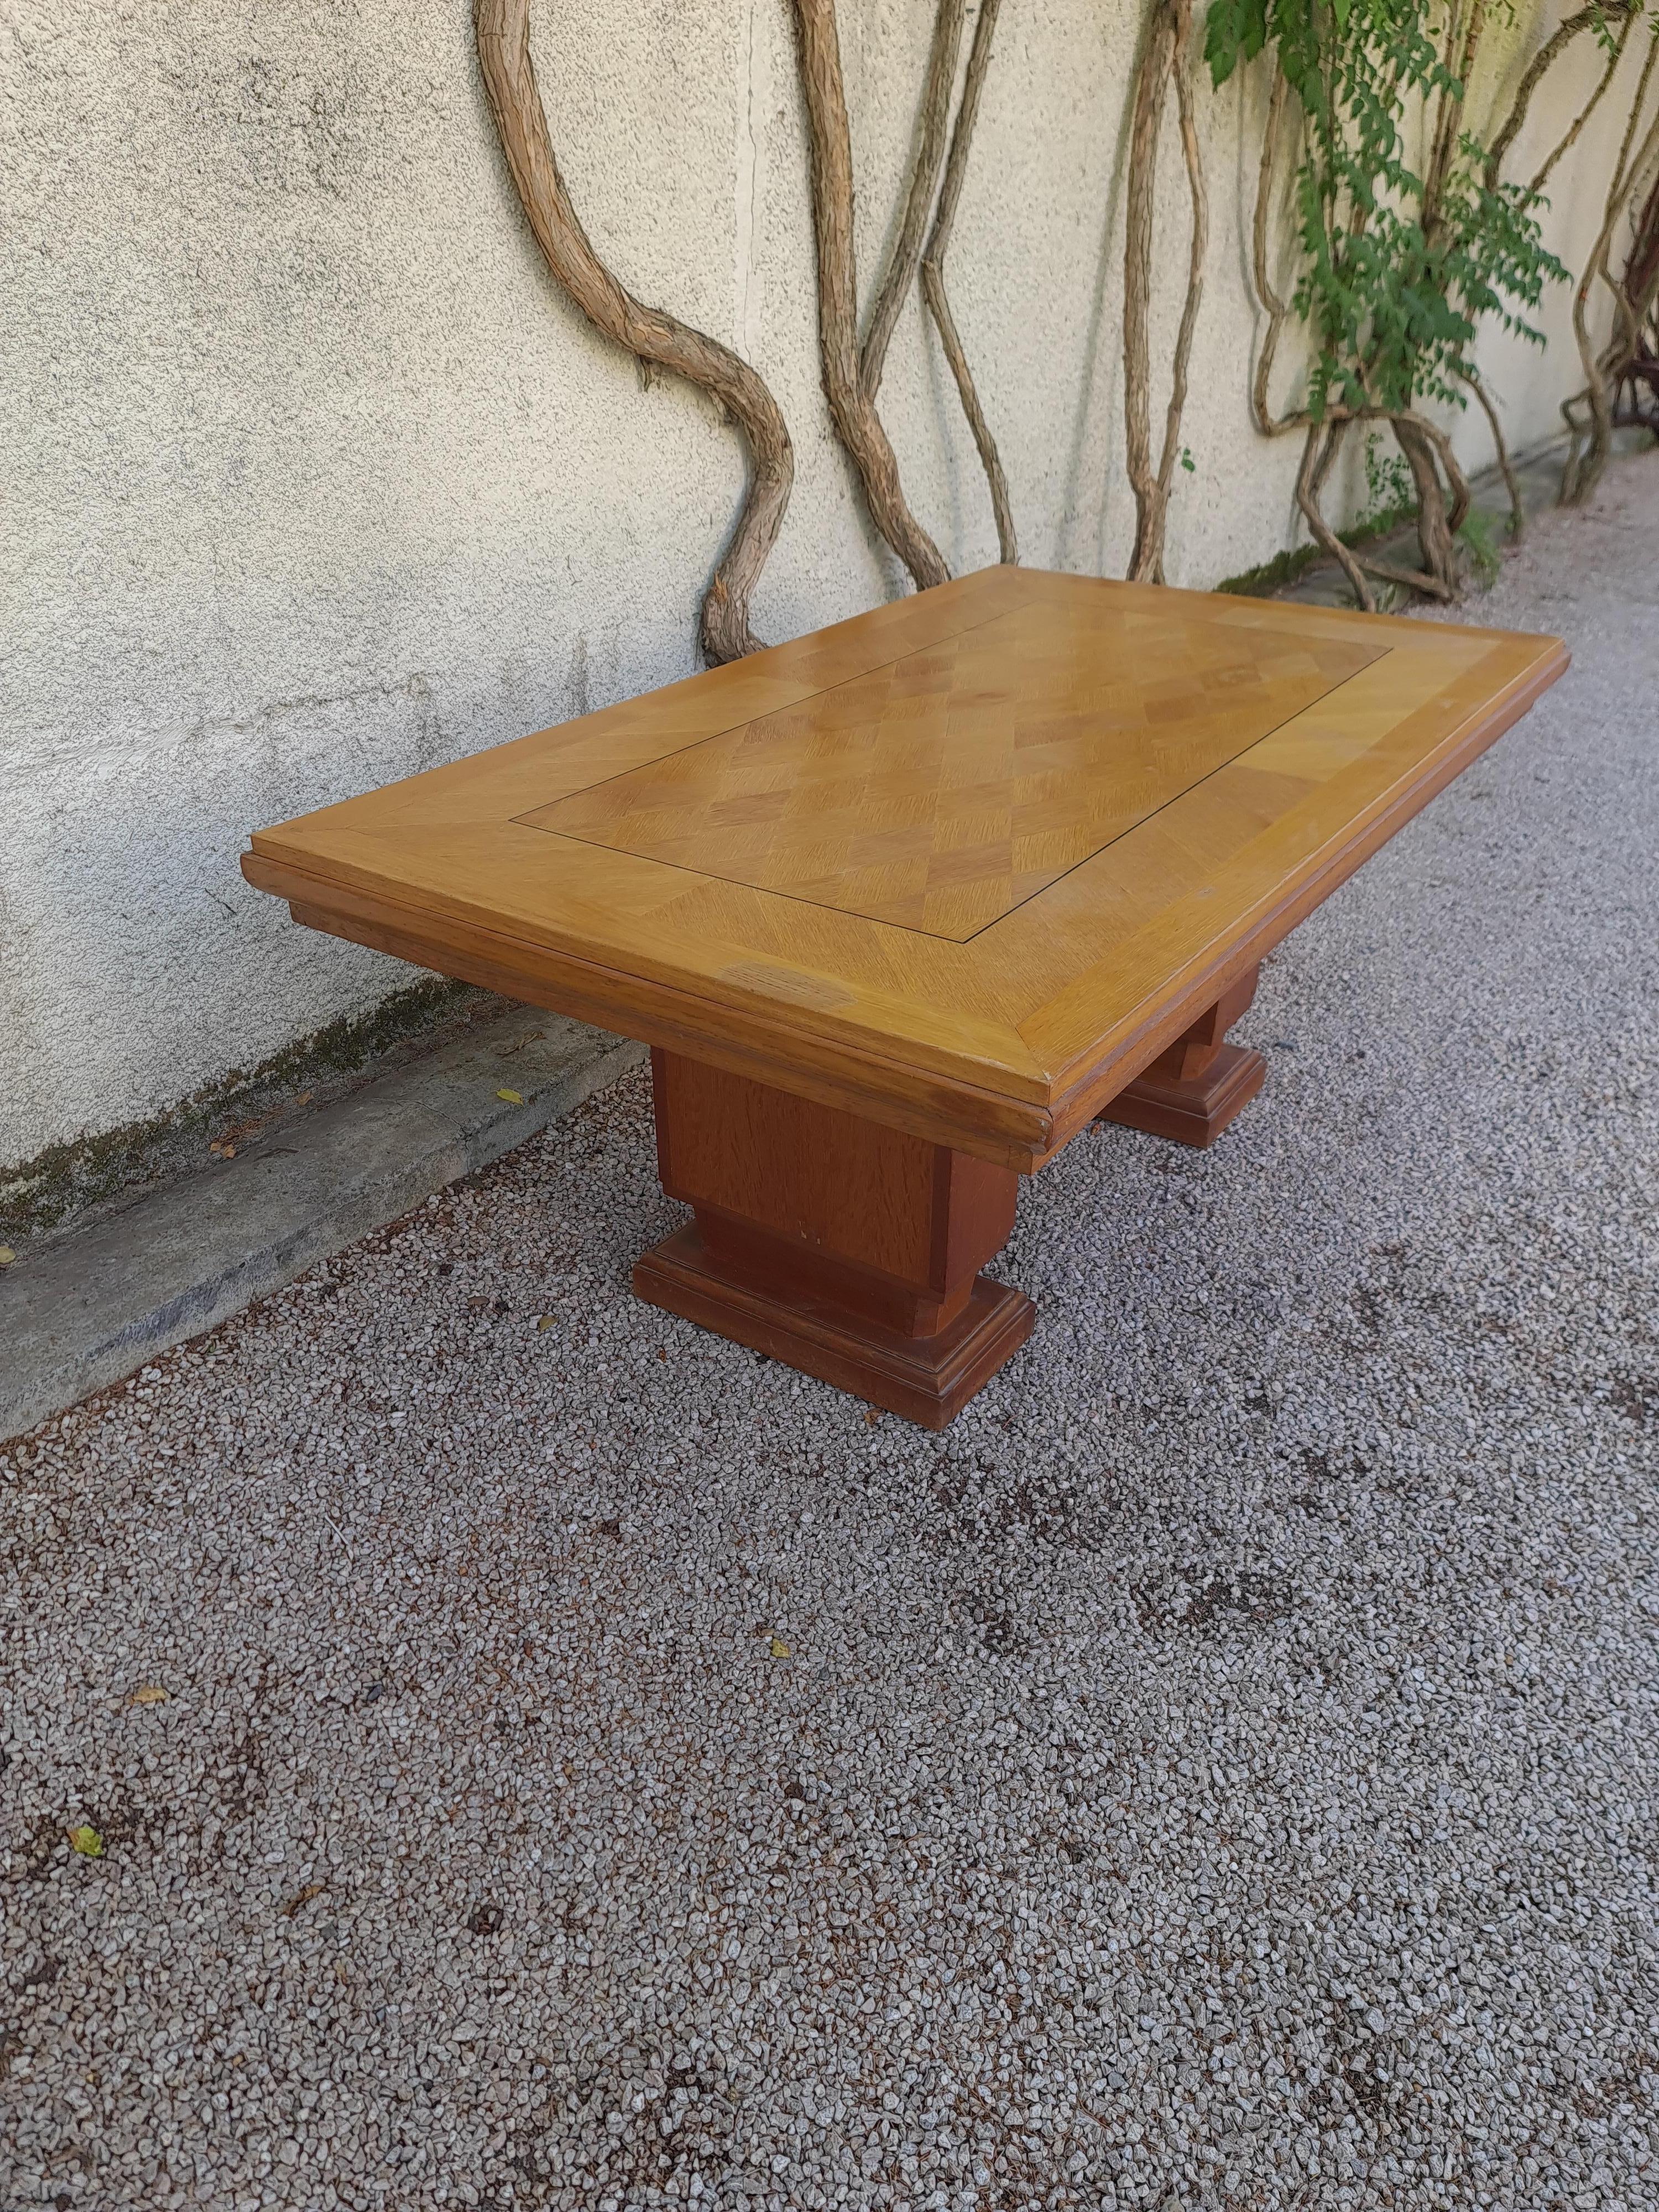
4;456;1657;2212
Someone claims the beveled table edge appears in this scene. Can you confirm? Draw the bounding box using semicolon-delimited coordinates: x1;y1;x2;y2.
240;851;1058;1170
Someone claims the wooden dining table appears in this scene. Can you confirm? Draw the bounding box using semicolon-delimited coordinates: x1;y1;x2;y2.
243;567;1566;1427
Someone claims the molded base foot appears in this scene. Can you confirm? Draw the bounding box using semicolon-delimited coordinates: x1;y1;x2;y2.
1097;1042;1267;1149
634;1224;1036;1430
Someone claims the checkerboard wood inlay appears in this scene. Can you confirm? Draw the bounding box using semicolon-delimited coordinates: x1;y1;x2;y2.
514;599;1387;940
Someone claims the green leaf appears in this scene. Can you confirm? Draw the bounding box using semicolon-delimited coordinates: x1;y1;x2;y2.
1204;0;1267;84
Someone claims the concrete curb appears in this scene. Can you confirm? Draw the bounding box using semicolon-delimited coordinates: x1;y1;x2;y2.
0;1009;643;1443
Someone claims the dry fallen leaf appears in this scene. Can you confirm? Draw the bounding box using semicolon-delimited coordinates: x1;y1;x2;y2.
537;1314;556;1332
281;1880;327;1918
769;1636;792;1660
496;1087;524;1105
125;1685;169;1708
67;1825;104;1858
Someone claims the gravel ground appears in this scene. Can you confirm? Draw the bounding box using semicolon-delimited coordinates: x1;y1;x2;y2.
4;453;1657;2212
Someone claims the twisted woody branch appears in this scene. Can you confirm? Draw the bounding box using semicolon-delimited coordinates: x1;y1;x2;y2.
794;0;1018;586
922;0;1018;564
1124;0;1208;583
1561;26;1659;502
474;0;794;665
791;0;952;590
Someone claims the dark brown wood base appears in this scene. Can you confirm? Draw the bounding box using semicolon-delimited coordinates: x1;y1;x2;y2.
1097;964;1265;1149
635;1050;1035;1427
1097;1041;1267;1147
634;1227;1034;1430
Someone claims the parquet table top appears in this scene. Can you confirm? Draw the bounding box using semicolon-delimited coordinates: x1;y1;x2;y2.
244;566;1566;1170
518;600;1385;941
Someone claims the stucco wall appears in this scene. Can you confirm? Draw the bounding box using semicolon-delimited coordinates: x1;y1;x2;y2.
1;0;1638;1167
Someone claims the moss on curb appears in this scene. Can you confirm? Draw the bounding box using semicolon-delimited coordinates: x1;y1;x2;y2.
1;977;488;1250
1214;502;1427;599
1214;544;1326;598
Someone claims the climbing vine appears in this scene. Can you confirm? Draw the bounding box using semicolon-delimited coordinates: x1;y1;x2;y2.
1558;15;1659;498
474;0;1657;656
474;0;794;665
1477;0;1658;505
1123;0;1210;583
476;0;1019;661
1207;0;1568;607
791;0;1016;585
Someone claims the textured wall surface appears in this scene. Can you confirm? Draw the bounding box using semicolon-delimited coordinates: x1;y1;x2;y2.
1;0;1635;1164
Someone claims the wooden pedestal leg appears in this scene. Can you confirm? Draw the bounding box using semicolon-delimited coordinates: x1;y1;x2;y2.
632;1050;1036;1430
1096;964;1266;1148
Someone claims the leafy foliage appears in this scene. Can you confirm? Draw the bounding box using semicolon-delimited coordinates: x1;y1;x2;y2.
1361;426;1414;521
1456;504;1505;578
1207;0;1568;418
